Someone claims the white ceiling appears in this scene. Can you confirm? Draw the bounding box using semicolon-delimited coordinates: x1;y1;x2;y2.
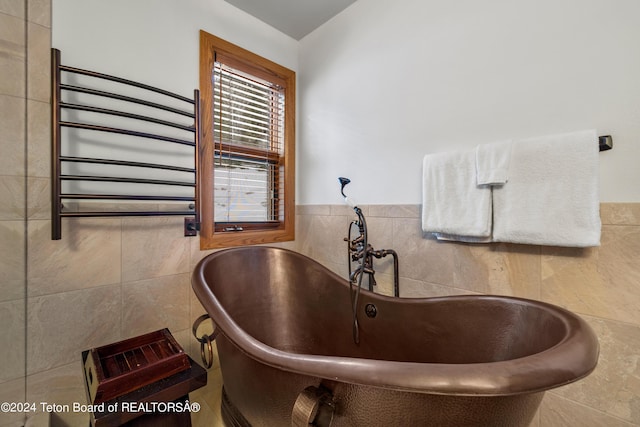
224;0;357;40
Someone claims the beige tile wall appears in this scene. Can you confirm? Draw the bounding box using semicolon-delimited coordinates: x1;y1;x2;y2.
296;203;640;427
0;2;27;427
21;214;230;426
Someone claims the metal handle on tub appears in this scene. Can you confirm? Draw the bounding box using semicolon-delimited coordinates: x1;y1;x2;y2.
192;314;219;369
291;385;335;427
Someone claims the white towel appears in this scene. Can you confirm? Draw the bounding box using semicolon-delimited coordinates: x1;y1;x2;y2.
492;129;601;247
422;150;492;238
476;140;512;185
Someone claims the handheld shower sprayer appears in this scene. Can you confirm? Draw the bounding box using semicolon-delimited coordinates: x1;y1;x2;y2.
339;176;366;344
338;177;400;345
338;177;350;197
338;177;356;208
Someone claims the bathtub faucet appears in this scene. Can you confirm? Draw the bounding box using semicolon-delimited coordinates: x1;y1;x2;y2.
339;177;400;344
339;177;400;298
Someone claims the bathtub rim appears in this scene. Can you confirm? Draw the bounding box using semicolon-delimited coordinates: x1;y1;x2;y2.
192;246;600;397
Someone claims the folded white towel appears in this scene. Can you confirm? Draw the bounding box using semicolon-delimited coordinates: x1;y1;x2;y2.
422;150;492;238
476;140;512;185
492;129;601;247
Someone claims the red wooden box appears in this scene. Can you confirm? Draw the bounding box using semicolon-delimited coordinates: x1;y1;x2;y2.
84;329;190;404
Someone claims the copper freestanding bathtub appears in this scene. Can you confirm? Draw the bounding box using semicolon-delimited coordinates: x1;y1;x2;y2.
192;246;599;427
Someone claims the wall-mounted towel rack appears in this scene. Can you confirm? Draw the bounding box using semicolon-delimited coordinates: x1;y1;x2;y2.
51;48;200;240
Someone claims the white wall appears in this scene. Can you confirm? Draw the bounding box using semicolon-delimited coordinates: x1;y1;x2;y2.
52;0;299;200
298;0;640;204
52;0;298;98
52;0;640;205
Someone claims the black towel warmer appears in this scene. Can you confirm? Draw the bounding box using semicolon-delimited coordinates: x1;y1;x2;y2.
51;48;200;240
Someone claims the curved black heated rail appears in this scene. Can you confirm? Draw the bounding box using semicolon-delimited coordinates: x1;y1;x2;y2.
51;48;200;240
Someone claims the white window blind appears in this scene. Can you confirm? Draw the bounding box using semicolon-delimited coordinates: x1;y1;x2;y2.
213;61;285;224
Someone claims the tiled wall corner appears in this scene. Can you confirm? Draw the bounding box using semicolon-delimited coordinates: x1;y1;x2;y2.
26;99;50;179
0;221;25;302
0;299;25;383
0;94;26;175
26;20;49;102
1;3;28;425
0;12;26;97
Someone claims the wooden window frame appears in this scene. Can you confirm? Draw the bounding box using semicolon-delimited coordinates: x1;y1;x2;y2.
199;30;295;249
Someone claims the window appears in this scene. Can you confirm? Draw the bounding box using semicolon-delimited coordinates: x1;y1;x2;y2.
199;30;295;249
